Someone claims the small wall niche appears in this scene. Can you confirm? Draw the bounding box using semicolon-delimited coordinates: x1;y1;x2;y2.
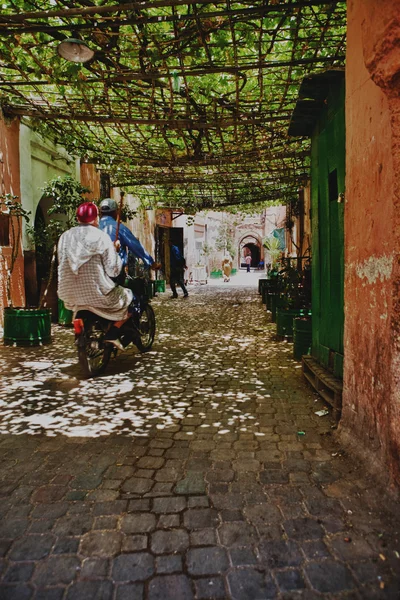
0;212;10;246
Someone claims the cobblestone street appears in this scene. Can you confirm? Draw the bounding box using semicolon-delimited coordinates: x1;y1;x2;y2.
0;281;399;599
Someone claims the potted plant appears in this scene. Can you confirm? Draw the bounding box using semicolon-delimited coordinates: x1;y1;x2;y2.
1;194;52;346
263;235;282;272
208;254;223;278
275;263;312;340
260;236;281;305
27;175;91;324
293;314;312;360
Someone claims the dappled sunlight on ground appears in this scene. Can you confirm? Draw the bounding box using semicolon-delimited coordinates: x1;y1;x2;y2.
0;281;320;440
1;281;400;599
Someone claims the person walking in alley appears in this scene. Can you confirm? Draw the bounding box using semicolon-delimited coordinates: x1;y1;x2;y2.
222;254;233;282
169;241;189;298
245;253;252;273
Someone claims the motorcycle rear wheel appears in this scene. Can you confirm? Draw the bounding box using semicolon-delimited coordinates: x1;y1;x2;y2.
135;304;156;352
77;324;112;377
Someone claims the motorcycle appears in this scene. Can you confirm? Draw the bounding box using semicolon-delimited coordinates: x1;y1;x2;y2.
73;277;156;378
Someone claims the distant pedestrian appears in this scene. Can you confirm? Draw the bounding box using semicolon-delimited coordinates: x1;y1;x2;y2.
245;254;252;273
222;254;233;282
169;241;189;298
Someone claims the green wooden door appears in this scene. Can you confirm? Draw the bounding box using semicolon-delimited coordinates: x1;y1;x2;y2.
311;83;345;378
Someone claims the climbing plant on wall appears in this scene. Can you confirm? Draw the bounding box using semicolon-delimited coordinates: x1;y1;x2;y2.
215;221;235;257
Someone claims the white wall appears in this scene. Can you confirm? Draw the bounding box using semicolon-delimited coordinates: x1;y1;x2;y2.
173;211;238;276
173;206;287;275
263;205;286;237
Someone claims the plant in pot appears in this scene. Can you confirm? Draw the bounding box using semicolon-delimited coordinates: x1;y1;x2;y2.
1;193;52;346
199;243;213;278
209;252;222;278
275;263;312;340
263;235;282;275
27;175;91;324
261;236;282;307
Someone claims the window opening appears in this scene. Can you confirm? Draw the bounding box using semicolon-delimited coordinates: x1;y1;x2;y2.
0;212;10;246
100;172;111;199
329;169;338;202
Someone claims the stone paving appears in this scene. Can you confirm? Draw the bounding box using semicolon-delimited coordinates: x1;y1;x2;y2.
0;281;399;599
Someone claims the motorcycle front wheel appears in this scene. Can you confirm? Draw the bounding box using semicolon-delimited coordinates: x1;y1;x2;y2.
77;323;112;377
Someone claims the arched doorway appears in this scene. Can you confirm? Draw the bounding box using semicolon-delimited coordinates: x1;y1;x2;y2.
28;196;68;316
239;235;262;269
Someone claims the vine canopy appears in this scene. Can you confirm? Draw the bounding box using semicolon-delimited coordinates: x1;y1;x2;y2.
0;0;346;211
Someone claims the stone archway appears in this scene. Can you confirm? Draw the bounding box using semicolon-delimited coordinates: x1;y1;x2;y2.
238;234;262;269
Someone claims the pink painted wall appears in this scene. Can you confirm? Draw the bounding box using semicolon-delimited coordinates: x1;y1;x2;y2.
0;112;25;322
342;0;400;487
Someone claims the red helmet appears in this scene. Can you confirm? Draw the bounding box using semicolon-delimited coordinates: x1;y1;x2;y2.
76;202;98;223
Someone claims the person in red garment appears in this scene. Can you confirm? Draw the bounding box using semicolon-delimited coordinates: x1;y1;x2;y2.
245;254;252;273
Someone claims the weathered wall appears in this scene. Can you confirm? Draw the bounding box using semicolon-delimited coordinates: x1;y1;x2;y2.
173;211;226;276
19;124;79;248
80;163;100;200
342;0;400;487
0;112;25;322
18;124;79;307
110;188;164;261
173;212;204;273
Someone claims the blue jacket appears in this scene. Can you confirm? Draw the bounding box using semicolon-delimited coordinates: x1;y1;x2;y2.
99;216;154;268
170;245;186;269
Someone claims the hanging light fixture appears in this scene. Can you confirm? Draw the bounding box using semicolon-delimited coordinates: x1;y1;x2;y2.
57;38;95;63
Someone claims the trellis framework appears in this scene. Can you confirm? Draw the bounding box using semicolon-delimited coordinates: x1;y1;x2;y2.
0;0;346;211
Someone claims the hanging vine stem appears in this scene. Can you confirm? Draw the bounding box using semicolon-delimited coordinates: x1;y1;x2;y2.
6;213;18;308
0;194;30;307
38;244;57;310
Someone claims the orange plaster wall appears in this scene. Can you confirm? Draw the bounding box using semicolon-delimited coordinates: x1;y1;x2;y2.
80;163;101;200
138;210;155;258
129;207;172;261
342;0;400;486
0;113;25;322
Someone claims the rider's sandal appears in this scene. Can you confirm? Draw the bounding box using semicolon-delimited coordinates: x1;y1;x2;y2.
104;338;125;351
104;327;126;351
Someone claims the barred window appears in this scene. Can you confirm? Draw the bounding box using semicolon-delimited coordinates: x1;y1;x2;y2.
100;172;111;199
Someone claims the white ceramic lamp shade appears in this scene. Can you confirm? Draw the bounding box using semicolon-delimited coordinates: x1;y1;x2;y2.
57;38;95;63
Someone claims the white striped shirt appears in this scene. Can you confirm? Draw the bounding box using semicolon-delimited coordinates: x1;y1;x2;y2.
58;224;133;320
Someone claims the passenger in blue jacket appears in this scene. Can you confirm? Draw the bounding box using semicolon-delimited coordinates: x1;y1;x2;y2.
99;198;155;283
169;240;189;299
